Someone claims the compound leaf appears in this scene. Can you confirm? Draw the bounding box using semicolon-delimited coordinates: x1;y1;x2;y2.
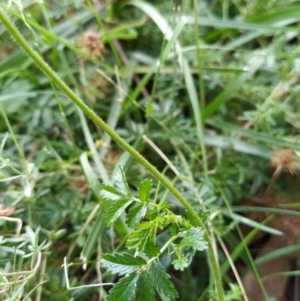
127;204;147;228
179;228;207;251
138;179;152;203
127;222;157;252
171;246;196;271
105;198;133;225
107;273;138;301
173;256;189;271
101;253;146;275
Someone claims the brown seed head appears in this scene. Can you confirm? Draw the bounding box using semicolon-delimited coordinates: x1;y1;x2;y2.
269;149;296;174
78;30;105;60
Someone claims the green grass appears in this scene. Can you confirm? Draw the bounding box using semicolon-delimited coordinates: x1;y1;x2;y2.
1;1;300;300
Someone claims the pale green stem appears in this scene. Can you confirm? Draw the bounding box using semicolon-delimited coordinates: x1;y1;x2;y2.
0;9;224;301
147;234;179;266
158;234;179;255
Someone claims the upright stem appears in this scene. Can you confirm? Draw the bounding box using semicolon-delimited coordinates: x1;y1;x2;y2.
0;9;224;301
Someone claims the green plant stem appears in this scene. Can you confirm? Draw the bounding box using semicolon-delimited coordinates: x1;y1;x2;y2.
147;234;179;266
0;9;224;301
0;104;29;177
158;234;179;255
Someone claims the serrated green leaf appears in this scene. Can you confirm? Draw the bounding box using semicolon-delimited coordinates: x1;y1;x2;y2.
179;228;207;251
146;209;158;220
101;253;146;275
185;210;198;227
114;165;132;196
138;179;152;203
169;223;180;236
159;203;173;211
127;204;147;228
173;256;189;271
171;245;196;271
153;216;166;229
169;228;207;271
136;271;156;301
100;184;125;202
149;260;178;300
105;198;133;225
127;222;157;252
107;273;138;301
143;241;160;257
198;209;210;224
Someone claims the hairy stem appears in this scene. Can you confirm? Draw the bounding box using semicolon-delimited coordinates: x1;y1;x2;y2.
0;9;224;300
